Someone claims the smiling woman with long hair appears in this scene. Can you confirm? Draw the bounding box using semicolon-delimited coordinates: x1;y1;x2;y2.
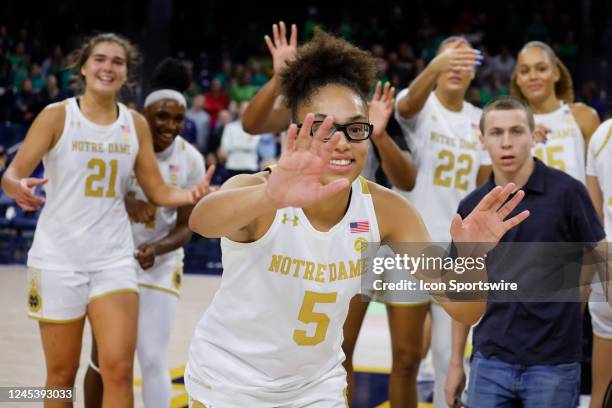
1;34;212;407
510;41;600;184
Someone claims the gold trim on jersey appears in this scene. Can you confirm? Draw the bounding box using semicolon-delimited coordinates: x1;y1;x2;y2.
344;387;349;408
28;314;86;324
594;125;612;159
89;288;139;302
190;400;207;408
358;176;370;194
139;283;180;298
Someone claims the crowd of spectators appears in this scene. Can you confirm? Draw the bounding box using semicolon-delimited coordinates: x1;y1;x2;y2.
1;2;611;182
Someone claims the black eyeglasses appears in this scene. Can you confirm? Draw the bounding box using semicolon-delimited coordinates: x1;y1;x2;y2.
297;121;374;142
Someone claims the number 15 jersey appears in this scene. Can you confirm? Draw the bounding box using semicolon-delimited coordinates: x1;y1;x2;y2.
395;90;489;242
28;98;139;270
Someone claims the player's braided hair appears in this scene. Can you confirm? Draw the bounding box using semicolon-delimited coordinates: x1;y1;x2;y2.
280;29;377;119
510;41;574;104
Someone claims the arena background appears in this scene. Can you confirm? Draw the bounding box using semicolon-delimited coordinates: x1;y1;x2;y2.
1;0;611;407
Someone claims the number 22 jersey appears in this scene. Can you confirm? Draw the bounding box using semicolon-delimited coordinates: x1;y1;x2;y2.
28;98;139;270
395;90;489;242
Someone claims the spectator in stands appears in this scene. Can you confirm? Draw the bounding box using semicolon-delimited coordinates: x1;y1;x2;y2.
249;61;268;88
203;78;229;127
257;133;278;169
525;13;550;43
213;59;232;90
579;80;605;120
40;74;66;106
479;72;509;105
490;46;515;84
66;74;79;97
59;51;77;92
42;45;65;79
230;70;257;103
13;78;40;126
187;93;211;153
209;109;232;161
218;101;260;178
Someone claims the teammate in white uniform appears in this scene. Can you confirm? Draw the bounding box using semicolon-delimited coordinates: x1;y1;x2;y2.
510;41;600;183
241;23;421;406
1;34;212;407
83;58;210;408
185;30;528;408
392;37;489;408
585;119;612;408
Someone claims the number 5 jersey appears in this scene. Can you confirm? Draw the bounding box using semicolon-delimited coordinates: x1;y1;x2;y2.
28;98;139;270
185;176;380;406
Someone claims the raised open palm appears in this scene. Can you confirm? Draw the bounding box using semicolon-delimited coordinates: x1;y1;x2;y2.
450;183;529;254
266;114;350;208
264;21;298;77
369;81;395;141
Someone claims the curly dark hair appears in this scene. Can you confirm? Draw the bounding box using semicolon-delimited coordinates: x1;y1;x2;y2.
279;30;377;119
150;58;191;94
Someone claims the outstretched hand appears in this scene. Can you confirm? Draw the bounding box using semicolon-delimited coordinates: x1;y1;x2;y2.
266;114;350;209
264;21;298;77
369;81;395;142
190;164;216;204
15;177;47;211
450;183;529;255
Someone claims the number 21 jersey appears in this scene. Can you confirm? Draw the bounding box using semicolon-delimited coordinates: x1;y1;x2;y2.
28;98;139;270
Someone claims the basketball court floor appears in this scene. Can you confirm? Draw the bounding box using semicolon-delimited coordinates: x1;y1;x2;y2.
0;265;591;407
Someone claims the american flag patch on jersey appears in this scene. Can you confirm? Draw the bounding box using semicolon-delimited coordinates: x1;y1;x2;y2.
350;221;369;233
169;164;180;173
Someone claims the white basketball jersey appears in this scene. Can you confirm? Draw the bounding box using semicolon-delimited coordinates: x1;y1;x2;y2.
128;136;205;294
395;90;488;242
586;119;612;238
28;98;139;270
533;104;585;183
185;176;380;406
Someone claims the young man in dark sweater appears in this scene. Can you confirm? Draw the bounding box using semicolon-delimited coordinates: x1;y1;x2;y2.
444;96;606;408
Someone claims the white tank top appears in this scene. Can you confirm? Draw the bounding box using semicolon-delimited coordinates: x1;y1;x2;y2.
533;104;585;183
128;136;205;286
586;119;612;238
185;176;380;405
28;98;139;270
395;90;489;242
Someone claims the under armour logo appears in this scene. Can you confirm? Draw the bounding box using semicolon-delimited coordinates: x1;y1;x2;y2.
281;214;299;226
